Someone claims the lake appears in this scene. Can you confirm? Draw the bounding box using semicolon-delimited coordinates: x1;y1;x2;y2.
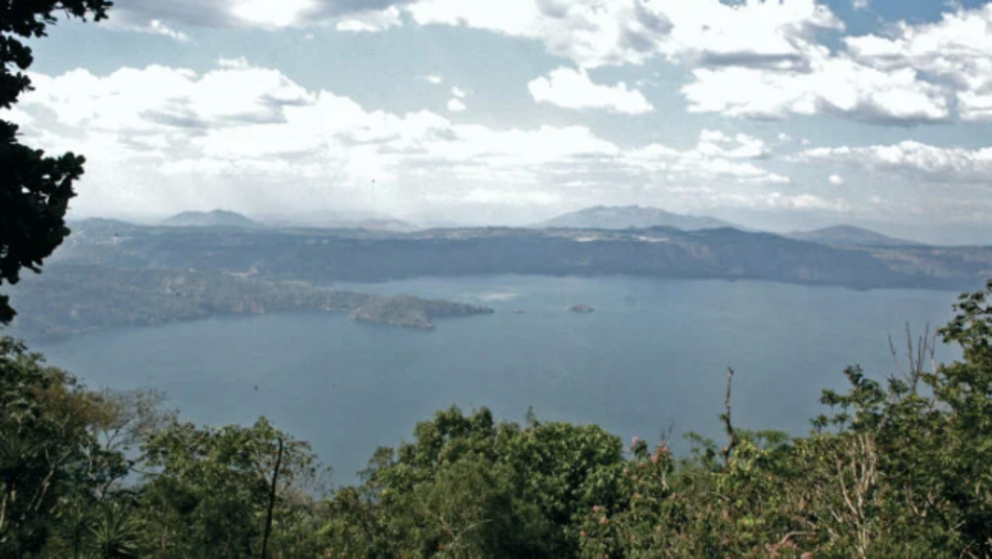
33;276;963;484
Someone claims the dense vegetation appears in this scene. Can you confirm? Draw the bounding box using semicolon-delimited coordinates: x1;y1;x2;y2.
5;279;992;558
5;264;494;339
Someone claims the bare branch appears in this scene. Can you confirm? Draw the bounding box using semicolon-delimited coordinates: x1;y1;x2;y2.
260;437;284;559
720;368;737;468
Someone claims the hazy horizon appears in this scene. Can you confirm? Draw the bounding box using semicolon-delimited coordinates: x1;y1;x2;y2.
66;204;986;247
7;0;992;247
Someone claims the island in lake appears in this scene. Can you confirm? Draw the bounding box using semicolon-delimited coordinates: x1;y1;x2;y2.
5;264;493;341
570;304;595;314
351;295;494;331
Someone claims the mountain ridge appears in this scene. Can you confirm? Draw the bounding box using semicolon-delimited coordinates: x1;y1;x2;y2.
163;210;262;229
56;219;992;292
537;205;737;231
788;225;923;247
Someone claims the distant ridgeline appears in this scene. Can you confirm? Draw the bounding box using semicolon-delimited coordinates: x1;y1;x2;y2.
785;225;921;248
535;205;737;231
5;264;493;340
161;209;264;229
54;218;992;292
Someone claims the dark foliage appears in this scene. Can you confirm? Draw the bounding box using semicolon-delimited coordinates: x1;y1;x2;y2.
0;0;111;324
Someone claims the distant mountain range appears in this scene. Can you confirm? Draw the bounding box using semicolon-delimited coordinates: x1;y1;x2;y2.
255;210;422;232
536;206;737;231
163;210;262;229
326;218;420;232
535;206;933;248
89;208;929;252
787;225;923;248
58;219;992;292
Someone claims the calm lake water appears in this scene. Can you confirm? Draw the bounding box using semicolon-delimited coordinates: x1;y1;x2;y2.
34;276;963;484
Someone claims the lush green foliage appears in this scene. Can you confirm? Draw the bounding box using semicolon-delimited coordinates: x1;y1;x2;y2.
135;419;322;559
6;280;992;558
0;339;325;559
0;338;125;558
319;407;625;558
0;0;112;324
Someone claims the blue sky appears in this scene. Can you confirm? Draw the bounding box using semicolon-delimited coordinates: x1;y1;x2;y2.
8;0;992;242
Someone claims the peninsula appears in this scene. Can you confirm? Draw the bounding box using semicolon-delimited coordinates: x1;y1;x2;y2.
6;264;494;341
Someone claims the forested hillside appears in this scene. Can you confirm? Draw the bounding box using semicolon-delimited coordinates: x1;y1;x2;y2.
54;220;992;291
4;264;493;339
5;279;992;558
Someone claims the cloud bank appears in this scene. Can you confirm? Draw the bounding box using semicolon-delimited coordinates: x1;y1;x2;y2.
7;60;804;221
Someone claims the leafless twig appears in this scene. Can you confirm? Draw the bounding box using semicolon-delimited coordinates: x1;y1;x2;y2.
720;368;737;468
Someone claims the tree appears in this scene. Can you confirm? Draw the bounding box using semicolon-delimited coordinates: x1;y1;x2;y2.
326;406;627;558
0;0;112;324
134;418;320;559
0;336;128;558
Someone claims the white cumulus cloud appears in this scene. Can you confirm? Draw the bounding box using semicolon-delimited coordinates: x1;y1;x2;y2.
682;54;950;124
112;0;416;31
336;6;403;32
846;3;992;122
405;0;967;125
528;67;654;114
408;0;841;70
697;129;770;159
682;2;992;125
801;141;992;184
102;0;992;127
6;60;812;221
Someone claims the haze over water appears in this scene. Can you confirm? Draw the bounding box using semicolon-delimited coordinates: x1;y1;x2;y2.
34;276;960;484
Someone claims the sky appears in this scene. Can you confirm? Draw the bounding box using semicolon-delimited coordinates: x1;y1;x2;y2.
7;0;992;243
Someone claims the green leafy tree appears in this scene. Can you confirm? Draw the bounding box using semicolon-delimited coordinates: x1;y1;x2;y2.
0;333;324;559
324;406;628;558
87;500;139;559
0;0;112;324
573;282;992;559
134;418;320;559
0;336;128;558
497;415;627;556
